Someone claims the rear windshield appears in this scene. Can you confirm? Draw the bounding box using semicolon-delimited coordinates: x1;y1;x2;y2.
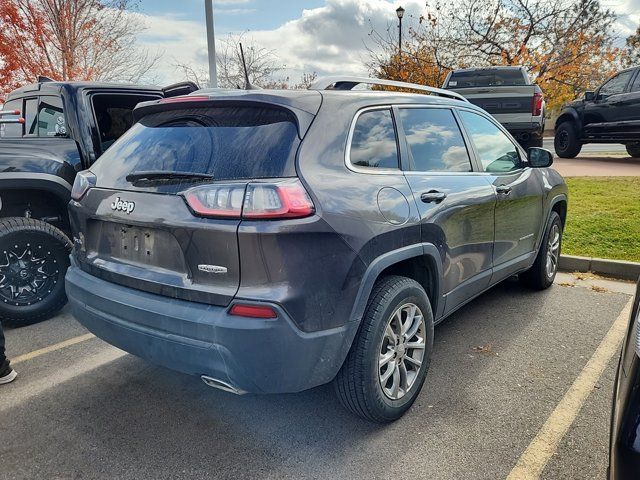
91;106;300;188
447;70;527;88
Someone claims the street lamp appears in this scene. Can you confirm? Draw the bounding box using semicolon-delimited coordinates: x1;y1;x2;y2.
396;6;405;58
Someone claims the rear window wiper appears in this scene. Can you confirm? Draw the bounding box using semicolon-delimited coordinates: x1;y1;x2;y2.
125;171;214;183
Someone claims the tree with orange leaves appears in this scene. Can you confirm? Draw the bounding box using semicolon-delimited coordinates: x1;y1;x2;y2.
0;0;158;98
368;0;621;112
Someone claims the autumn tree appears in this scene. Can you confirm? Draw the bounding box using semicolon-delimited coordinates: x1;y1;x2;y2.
624;26;640;67
368;0;621;111
0;0;158;97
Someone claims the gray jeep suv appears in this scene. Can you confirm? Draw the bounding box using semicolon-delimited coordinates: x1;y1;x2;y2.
65;77;568;422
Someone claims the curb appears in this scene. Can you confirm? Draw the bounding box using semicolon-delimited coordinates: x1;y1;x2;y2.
559;255;640;281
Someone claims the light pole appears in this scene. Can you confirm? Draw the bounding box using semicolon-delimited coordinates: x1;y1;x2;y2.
396;6;405;58
205;0;218;88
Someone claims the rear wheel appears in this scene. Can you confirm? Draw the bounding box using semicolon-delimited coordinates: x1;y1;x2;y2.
554;122;582;158
625;144;640;158
520;211;562;290
334;276;434;423
0;217;71;325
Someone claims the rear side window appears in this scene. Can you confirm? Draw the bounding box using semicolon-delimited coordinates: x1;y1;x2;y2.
459;110;521;173
447;69;526;88
38;96;67;137
349;109;399;169
24;98;38;136
398;108;471;172
92;106;300;183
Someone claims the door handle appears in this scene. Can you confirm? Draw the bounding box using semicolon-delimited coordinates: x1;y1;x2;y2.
421;190;447;203
496;185;512;195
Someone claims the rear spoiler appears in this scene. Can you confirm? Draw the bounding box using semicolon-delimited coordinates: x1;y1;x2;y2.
162;81;199;98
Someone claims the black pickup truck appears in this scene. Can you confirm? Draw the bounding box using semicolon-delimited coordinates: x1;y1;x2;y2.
554;66;640;158
0;77;197;323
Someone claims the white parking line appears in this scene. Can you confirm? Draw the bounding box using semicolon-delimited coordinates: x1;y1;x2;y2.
12;333;96;365
507;297;634;479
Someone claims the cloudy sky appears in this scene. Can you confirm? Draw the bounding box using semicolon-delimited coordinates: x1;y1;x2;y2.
136;0;640;85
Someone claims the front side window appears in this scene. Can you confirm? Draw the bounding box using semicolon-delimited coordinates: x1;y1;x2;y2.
0;99;23;138
599;71;633;98
459;110;521;173
24;98;38;136
398;108;472;172
349;109;399;169
38;96;67;137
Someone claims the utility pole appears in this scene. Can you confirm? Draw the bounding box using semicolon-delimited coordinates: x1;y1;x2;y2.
205;0;218;88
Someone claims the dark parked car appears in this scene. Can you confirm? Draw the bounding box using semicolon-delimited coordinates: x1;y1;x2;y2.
0;77;197;323
555;66;640;158
609;279;640;479
65;76;568;422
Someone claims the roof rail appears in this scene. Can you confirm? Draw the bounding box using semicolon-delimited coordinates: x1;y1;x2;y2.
308;76;468;102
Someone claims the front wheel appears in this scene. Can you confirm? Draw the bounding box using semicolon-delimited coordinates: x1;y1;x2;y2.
0;217;72;325
334;276;434;422
625;144;640;158
520;211;563;290
554;122;582;158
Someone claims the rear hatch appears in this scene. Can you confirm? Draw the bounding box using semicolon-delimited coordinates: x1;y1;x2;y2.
71;98;319;306
444;69;536;119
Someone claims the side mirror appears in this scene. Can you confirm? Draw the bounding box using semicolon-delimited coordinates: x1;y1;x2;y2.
528;147;553;168
584;91;595;101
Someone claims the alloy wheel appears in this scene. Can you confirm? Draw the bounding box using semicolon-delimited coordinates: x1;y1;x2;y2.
0;242;60;306
545;224;560;278
378;303;427;400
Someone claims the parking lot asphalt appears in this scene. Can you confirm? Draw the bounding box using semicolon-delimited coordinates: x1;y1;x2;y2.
0;273;634;480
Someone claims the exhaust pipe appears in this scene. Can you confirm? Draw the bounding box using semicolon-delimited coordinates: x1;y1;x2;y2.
201;375;247;395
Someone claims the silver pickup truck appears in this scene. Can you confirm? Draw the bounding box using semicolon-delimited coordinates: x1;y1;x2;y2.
443;66;545;149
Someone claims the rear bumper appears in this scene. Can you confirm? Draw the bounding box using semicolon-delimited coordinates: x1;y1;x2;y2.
65;264;358;394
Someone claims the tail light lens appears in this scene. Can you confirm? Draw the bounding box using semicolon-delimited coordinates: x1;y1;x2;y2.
532;92;544;116
184;179;315;220
71;171;97;200
229;304;277;319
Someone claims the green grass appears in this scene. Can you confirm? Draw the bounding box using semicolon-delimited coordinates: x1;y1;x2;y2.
563;177;640;262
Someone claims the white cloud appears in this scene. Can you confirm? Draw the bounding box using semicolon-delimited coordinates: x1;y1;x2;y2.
138;0;640;87
138;0;425;85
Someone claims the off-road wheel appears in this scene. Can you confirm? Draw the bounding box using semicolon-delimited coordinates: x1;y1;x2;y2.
625;144;640;158
334;276;434;423
0;217;71;325
554;122;582;158
519;211;563;290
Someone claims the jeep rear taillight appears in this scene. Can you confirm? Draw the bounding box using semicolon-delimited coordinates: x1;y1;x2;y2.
532;92;543;116
184;179;315;220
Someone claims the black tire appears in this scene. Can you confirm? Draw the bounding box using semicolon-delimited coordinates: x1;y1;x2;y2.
0;217;71;325
334;275;434;423
625;144;640;158
554;122;582;158
520;211;563;290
